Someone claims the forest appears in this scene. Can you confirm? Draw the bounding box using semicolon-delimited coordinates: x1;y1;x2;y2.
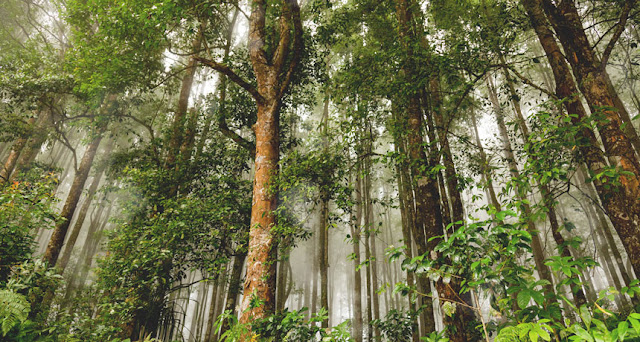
1;0;640;341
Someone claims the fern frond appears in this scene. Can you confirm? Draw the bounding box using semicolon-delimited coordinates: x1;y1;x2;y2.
0;289;30;336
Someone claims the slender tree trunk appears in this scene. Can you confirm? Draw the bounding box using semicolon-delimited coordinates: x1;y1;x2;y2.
9;110;53;182
500;65;588;306
350;167;364;342
58;139;113;270
487;77;557;299
219;252;247;337
68;191;114;296
0;117;35;184
165;22;204;170
43;127;105;267
469;105;502;212
318;95;331;328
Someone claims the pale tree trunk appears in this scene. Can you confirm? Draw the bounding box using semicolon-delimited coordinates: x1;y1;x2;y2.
66;190;114;298
470;103;502;213
165;22;205;171
350;166;364;342
487;77;557;299
203;277;220;342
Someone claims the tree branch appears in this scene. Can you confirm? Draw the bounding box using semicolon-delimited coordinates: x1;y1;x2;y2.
600;0;635;67
501;64;558;99
217;116;256;159
278;0;303;98
194;57;265;103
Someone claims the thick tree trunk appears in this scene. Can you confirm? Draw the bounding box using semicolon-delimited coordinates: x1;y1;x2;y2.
237;0;302;329
523;0;640;277
395;0;441;335
239;100;280;322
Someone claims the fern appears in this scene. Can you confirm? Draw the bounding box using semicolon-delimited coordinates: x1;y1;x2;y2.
0;289;30;336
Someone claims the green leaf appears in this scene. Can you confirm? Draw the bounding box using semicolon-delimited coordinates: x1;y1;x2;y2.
629;318;640;334
580;306;592;327
573;326;594;342
517;291;531;309
529;330;539;342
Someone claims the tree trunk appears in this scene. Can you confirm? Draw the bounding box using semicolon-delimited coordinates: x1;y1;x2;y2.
219;252;247;337
469;104;502;213
523;0;640;277
350;167;364;342
237;0;303;328
0;117;35;184
500;65;588;306
487;76;557;299
57;139;113;270
43;127;105;267
165;22;204;171
9;110;53;182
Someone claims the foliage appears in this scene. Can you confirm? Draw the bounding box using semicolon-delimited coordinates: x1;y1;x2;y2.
218;308;352;342
0;169;59;283
0;289;30;337
372;309;417;341
0;259;63;341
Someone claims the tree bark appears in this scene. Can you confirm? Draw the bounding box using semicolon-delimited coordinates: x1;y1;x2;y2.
522;0;640;277
43;126;105;267
9;110;53;182
219;252;247;337
500;65;588;306
57;139;113;270
235;0;303;329
0;117;35;184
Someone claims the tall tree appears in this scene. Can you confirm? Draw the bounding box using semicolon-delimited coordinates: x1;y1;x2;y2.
198;0;303;326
